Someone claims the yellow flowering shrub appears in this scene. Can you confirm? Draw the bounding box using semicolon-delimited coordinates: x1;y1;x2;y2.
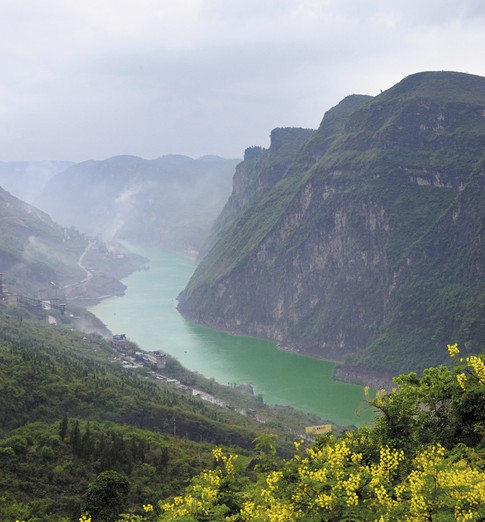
151;439;484;521
159;448;243;521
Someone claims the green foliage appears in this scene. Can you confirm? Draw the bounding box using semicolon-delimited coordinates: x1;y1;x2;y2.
251;433;281;472
0;419;221;521
84;471;130;522
135;347;485;521
0;307;328;520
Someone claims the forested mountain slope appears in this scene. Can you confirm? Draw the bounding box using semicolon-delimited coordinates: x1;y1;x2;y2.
178;71;485;376
0;185;141;300
0;307;323;520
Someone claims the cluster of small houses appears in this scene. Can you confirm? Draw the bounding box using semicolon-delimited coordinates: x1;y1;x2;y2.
111;334;228;409
0;275;66;325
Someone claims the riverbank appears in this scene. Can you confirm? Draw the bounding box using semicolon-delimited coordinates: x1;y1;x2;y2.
63;239;147;306
176;313;394;391
276;343;394;390
88;245;376;426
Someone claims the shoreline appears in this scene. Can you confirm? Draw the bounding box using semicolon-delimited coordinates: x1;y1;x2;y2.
173;310;394;391
275;343;394;390
76;287;393;392
73;243;391;392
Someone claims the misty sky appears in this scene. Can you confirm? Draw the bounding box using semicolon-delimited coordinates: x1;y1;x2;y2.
1;0;484;162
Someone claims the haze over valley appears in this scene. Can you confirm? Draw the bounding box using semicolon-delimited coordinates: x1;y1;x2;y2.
1;1;484;520
2;69;483;388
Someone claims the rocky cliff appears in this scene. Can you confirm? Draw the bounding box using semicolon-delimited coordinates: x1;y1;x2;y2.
178;71;485;376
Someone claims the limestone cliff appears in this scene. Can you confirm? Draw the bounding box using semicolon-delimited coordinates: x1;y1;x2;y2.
178;71;485;375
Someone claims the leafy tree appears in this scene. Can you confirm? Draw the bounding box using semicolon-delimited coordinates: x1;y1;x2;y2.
371;344;485;453
83;470;129;522
59;415;68;441
251;433;280;471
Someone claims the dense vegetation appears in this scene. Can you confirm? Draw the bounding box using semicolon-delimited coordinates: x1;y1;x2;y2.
112;345;484;521
0;305;327;521
1;301;482;520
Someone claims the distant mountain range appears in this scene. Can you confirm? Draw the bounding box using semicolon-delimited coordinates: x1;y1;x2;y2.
38;154;240;255
178;71;485;378
0;153;239;300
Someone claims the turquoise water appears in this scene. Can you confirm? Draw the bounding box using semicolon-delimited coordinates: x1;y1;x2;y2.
89;245;375;426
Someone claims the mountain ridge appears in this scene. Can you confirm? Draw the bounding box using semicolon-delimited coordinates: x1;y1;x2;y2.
178;71;485;378
38;154;241;254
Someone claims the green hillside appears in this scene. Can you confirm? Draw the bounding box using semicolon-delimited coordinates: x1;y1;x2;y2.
178;71;485;376
0;305;326;520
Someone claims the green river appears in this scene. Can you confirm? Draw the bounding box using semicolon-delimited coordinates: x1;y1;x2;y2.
89;245;375;427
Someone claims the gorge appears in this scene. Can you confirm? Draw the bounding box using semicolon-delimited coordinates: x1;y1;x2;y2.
89;245;375;427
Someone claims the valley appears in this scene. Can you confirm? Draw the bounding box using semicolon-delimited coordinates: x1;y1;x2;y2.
0;69;483;521
89;244;375;427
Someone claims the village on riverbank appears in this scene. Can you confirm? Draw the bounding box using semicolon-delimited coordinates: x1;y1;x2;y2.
108;331;334;440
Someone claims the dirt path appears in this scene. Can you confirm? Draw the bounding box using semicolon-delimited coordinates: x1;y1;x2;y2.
64;241;94;290
77;241;94;280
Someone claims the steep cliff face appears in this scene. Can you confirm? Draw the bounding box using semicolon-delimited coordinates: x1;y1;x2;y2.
178;71;485;375
200;128;315;258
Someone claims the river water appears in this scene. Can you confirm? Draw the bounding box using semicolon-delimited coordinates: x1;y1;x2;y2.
89;245;375;426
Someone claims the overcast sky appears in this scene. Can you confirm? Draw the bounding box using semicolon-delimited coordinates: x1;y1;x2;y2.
0;0;484;162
